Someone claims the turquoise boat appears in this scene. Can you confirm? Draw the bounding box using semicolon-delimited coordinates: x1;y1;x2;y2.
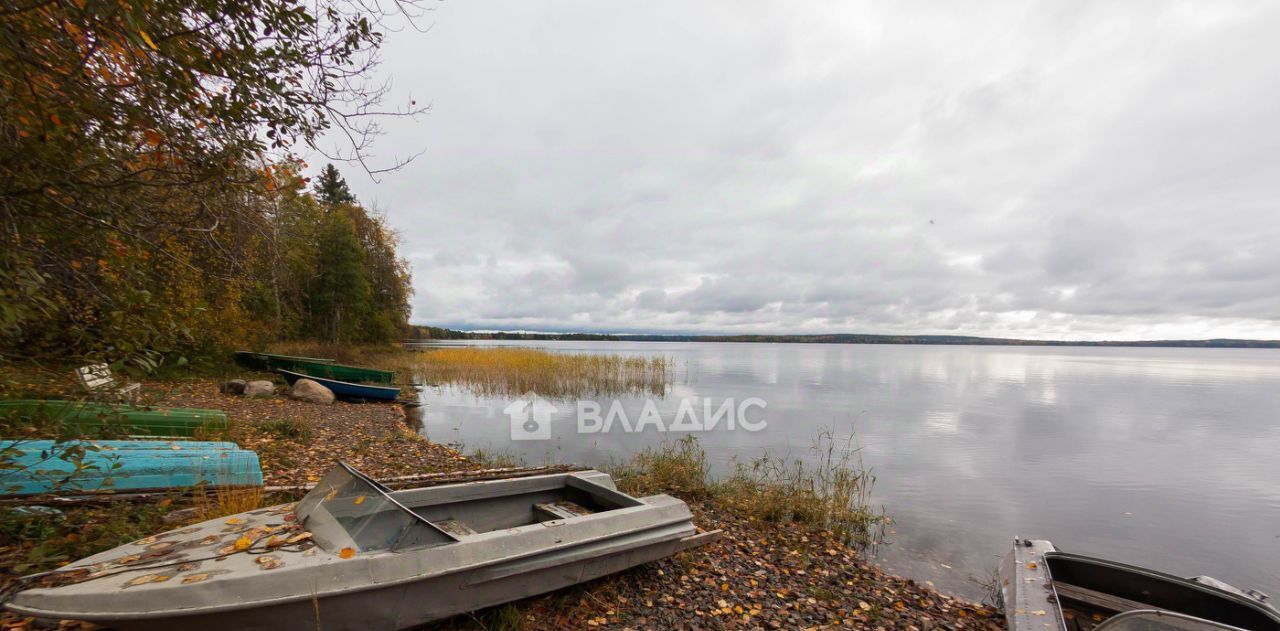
278;369;401;402
0;400;228;438
0;440;262;496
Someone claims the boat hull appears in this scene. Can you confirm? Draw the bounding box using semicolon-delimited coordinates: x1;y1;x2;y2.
0;440;261;495
0;400;228;438
7;470;715;631
278;369;400;401
30;529;714;631
287;359;395;385
1000;538;1280;631
233;351;336;372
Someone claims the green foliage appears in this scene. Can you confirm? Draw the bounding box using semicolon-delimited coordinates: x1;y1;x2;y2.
0;501;175;574
315;164;357;205
0;0;419;367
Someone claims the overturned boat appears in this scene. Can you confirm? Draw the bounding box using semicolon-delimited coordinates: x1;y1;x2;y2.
1001;538;1280;631
5;463;718;630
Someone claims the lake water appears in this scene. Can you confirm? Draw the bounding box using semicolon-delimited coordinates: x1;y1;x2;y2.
407;340;1280;601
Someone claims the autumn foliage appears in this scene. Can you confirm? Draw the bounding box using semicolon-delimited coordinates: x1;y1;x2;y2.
0;0;420;369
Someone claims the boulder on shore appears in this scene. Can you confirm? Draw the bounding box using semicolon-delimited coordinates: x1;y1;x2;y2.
243;380;276;398
289;378;335;405
220;379;246;395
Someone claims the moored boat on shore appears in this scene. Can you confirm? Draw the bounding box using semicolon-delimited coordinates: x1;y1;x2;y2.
1000;538;1280;631
0;440;261;496
286;359;395;384
0;400;228;438
277;369;400;401
232;351;336;372
4;463;718;631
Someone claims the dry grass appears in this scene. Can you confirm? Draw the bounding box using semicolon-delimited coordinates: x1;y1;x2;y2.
716;428;882;544
608;434;712;500
408;347;672;399
192;484;265;522
262;342;673;399
610;431;882;545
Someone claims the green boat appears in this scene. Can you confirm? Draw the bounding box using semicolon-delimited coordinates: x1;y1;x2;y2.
289;359;394;384
0;400;229;438
233;351;336;372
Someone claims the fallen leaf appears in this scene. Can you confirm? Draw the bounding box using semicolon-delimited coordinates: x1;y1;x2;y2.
123;574;170;588
233;536;252;551
339;547;356;559
256;555;283;570
181;573;210;584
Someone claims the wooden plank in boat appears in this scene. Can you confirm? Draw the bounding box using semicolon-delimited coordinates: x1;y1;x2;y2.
534;501;594;520
433;519;478;537
1054;581;1153;614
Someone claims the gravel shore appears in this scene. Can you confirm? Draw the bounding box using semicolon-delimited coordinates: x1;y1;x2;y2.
0;379;1002;630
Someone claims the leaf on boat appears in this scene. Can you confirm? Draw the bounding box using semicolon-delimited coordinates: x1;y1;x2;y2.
199;535;220;545
353;495;366;505
285;532;312;544
256;555;283;570
225;517;245;525
146;541;175;552
133;536;157;546
324;489;338;501
176;562;201;572
217;544;238;555
265;536;283;548
1025;562;1037;569
181;573;210;584
234;536;252;551
111;554;141;566
339;547;355;559
123;574;171;588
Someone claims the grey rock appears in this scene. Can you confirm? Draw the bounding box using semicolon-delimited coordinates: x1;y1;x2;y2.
221;379;247;395
288;378;335;405
243;380;276;398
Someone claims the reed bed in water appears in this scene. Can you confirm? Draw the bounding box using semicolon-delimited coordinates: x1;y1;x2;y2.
410;347;672;399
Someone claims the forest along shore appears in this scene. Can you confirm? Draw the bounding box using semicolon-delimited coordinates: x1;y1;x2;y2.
0;380;1001;630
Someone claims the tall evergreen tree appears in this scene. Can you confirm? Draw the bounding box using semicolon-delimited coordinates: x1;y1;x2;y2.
309;210;370;342
315;164;357;205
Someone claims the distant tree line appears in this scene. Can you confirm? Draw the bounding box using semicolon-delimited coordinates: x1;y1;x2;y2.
0;0;421;370
407;328;1280;348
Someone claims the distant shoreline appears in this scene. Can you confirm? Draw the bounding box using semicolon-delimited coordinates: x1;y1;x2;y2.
407;327;1280;349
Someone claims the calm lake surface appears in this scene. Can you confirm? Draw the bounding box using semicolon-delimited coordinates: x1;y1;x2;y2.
407;341;1280;601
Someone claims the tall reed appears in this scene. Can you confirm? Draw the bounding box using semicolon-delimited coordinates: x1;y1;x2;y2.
409;347;672;398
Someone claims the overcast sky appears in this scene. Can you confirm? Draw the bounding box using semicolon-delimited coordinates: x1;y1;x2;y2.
332;1;1280;340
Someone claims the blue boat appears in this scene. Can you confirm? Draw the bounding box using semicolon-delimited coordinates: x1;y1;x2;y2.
0;440;262;496
277;369;401;402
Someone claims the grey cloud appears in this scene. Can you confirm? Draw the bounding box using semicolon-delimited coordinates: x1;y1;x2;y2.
336;0;1280;340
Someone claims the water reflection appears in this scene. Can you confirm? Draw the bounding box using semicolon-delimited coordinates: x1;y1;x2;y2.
409;341;1280;601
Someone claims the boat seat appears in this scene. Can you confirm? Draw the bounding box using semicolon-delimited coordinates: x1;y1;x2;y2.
432;519;479;537
1055;581;1154;614
533;501;594;521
